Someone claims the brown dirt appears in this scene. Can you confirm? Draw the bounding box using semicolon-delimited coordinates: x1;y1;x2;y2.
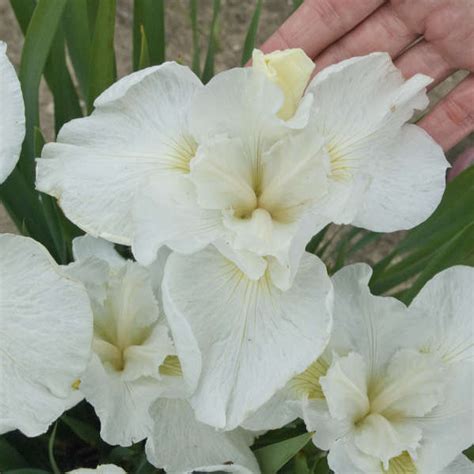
0;0;472;267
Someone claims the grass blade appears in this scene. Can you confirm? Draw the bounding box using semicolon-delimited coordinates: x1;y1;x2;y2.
9;0;36;32
87;0;116;112
11;0;82;134
201;0;221;83
189;0;200;76
138;25;151;69
45;27;83;134
63;0;92;100
133;0;165;70
241;0;262;65
17;0;68;182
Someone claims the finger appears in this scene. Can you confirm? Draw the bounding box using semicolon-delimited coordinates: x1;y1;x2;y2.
260;0;384;58
314;3;418;72
419;74;474;151
395;40;455;88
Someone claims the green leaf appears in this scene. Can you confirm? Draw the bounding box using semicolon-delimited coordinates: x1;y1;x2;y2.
138;25;151;70
17;0;68;182
133;0;165;70
61;415;101;447
293;452;311;474
45;26;83;134
0;168;57;256
11;0;82;133
34;128;69;263
9;0;36;32
464;445;474;461
63;0;92;99
306;225;330;255
241;0;262;65
189;0;200;76
5;471;51;474
370;166;474;301
47;423;60;474
255;432;313;474
88;0;116;112
201;0;221;83
312;455;330;474
0;437;28;470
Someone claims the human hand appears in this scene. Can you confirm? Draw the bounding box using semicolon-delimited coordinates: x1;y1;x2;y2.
261;0;474;151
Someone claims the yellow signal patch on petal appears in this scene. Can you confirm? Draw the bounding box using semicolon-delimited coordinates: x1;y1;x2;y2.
289;357;329;399
159;355;183;377
252;48;315;120
385;452;417;474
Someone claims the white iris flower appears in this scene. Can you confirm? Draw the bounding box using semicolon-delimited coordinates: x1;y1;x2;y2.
36;47;448;433
0;42;25;183
68;465;126;474
0;234;92;436
68;236;259;472
36;49;447;289
245;264;474;473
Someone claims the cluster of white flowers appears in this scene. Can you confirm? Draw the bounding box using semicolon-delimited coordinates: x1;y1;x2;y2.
1;40;472;473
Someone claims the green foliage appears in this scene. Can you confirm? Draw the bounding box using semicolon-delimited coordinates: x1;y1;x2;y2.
0;438;28;470
87;0;117;112
133;0;165;70
201;0;221;83
255;432;313;474
63;0;92;100
138;25;151;69
189;0;201;75
4;470;51;474
14;0;67;181
241;0;262;65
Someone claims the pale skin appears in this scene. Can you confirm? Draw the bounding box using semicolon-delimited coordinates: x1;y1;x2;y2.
261;0;474;153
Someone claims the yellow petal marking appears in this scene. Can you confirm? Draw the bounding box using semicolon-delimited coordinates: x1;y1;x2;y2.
159;355;183;377
289;357;329;399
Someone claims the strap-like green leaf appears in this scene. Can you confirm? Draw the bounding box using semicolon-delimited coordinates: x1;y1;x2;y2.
87;0;117;112
138;25;151;70
255;432;313;474
132;0;165;71
241;0;262;65
11;0;82;134
201;0;221;83
63;0;92;100
16;0;67;182
189;0;201;76
45;27;83;134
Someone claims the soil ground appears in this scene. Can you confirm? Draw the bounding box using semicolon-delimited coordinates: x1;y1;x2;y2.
0;0;472;264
